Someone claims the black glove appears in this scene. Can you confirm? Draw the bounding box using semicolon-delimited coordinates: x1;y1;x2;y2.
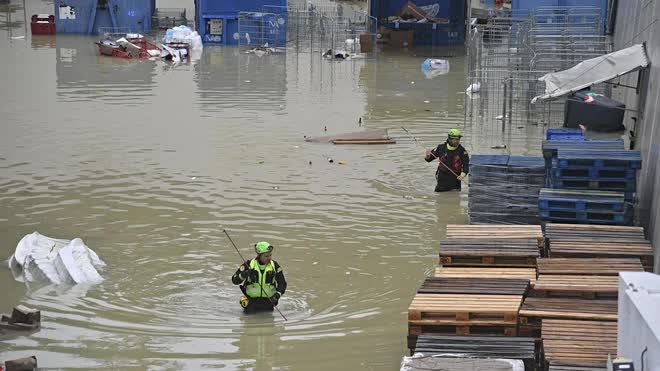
271;292;282;306
238;268;255;281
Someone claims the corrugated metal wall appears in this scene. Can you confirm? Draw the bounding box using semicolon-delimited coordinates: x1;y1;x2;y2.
610;0;660;272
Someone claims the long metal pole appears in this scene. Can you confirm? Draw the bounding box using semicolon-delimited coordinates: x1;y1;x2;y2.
223;229;288;321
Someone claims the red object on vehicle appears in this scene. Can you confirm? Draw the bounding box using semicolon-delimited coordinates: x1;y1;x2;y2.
31;14;55;35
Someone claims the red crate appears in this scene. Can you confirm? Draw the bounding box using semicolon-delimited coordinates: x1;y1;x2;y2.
31;14;55;35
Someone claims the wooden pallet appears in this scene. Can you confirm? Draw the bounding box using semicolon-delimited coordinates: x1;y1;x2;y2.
410;335;537;369
548;241;654;271
532;275;619;299
548;363;607;371
446;224;545;248
418;277;530;296
408;293;522;336
542;319;616;367
439;239;540;267
544;223;646;241
537;258;644;275
434;267;537;286
519;297;617;337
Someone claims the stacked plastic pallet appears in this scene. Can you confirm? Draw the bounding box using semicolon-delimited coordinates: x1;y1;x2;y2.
468;155;545;224
539;129;640;225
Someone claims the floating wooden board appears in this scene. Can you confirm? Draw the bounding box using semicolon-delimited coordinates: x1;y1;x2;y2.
537;258;644;275
332;139;396;144
542;319;616;367
532;275;618;299
434;267;537;286
417;277;530;296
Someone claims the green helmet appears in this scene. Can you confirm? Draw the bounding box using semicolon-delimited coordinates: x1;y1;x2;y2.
255;241;273;254
448;128;462;139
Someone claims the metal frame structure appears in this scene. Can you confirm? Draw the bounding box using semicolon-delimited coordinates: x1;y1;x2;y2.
464;6;612;132
238;0;377;55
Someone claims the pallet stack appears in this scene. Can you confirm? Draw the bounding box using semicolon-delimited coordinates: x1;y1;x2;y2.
525;223;652;369
540;135;641;225
408;224;543;363
407;223;653;369
468;155;545;224
545;128;585;141
545;223;654;271
538;189;631;225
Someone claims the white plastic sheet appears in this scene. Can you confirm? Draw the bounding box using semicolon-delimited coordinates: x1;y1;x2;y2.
8;232;106;285
531;44;649;103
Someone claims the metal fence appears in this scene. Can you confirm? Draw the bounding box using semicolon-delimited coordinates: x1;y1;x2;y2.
238;0;377;55
464;6;612;131
152;8;187;30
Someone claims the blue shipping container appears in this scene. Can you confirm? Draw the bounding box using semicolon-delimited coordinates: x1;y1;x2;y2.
195;0;287;45
55;0;155;34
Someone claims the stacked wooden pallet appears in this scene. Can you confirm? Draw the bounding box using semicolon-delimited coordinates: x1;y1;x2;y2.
446;224;545;250
542;319;617;369
537;258;644;275
439;239;540;267
532;275;619;299
408;293;522;337
411;335;537;370
409;277;528;338
545;223;654;271
519;297;617;337
434;267;538;286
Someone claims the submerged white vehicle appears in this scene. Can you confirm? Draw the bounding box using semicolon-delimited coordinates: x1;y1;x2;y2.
8;232;106;285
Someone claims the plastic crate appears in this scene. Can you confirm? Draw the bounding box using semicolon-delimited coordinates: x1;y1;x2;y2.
31;14;55;35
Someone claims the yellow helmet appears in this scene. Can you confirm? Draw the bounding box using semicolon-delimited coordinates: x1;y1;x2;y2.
448;128;462;139
255;241;273;254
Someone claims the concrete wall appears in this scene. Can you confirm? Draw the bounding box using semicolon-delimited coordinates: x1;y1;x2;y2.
618;272;660;370
611;0;660;273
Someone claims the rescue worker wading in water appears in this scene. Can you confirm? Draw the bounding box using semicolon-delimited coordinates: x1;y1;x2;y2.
231;242;287;313
425;128;470;192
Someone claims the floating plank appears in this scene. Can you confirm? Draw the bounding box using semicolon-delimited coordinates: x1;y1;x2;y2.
537;258;644;276
418;277;530;296
532;275;618;299
542;319;616;367
332;139;396;145
446;224;544;248
434;267;537;286
410;335;536;369
519;297;617;338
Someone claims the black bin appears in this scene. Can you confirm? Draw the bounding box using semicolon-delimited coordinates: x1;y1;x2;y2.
564;90;625;132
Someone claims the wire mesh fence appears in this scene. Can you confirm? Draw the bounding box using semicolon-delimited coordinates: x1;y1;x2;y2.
464;6;612;131
238;0;377;56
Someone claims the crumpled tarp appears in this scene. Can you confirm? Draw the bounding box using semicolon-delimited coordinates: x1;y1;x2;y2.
8;232;106;285
531;44;649;103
